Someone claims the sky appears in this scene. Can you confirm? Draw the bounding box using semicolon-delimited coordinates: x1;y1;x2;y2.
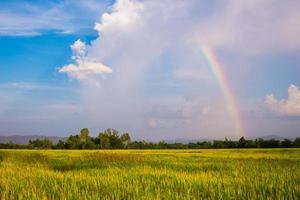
0;0;300;140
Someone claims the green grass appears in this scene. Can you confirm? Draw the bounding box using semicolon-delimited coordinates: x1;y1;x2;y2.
0;149;299;199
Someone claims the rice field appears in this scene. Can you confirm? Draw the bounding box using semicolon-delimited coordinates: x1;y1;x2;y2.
0;149;299;199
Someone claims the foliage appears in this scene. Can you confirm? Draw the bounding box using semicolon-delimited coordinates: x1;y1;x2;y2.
0;128;299;149
80;128;89;149
28;139;53;149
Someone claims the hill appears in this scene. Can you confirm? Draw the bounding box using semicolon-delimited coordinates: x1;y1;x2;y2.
0;135;65;144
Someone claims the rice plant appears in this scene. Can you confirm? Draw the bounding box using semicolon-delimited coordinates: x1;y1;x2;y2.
0;149;299;199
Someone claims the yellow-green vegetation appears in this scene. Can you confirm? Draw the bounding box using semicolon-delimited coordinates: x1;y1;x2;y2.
0;149;299;199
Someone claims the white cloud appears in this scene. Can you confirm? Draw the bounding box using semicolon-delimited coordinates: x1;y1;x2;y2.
173;67;213;82
59;39;112;83
71;39;87;59
59;61;112;80
197;0;300;54
56;0;300;139
94;0;144;33
265;84;300;116
0;1;109;36
0;82;67;91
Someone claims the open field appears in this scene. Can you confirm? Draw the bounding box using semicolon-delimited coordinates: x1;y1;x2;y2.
0;149;299;199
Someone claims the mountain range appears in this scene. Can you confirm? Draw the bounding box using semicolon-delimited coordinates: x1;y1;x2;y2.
0;135;294;145
0;135;66;145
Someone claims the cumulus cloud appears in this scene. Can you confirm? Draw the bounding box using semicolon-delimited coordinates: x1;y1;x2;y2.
57;0;300;139
59;39;112;83
71;39;87;59
94;0;144;33
265;84;300;116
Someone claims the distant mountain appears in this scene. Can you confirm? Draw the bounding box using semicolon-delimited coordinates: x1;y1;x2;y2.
0;135;66;145
0;134;296;145
257;135;290;141
164;138;212;144
164;135;295;144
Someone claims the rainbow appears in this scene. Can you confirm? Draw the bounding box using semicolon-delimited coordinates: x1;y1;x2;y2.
201;46;246;137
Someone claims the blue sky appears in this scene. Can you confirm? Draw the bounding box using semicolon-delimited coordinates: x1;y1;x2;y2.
0;0;300;140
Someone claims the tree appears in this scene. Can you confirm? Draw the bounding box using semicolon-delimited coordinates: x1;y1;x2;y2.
260;139;280;148
293;138;300;148
66;135;82;149
121;133;131;148
281;139;293;148
80;128;90;149
213;140;225;148
158;141;167;149
129;140;149;149
56;140;66;149
91;137;100;147
104;128;123;148
99;132;110;149
197;141;212;149
85;139;96;149
238;137;246;148
2;128;300;150
29;139;53;149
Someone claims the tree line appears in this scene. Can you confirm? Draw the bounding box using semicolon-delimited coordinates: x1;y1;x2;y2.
0;128;299;149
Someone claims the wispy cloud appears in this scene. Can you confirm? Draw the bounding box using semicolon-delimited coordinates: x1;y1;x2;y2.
0;82;69;91
194;0;300;54
0;0;110;36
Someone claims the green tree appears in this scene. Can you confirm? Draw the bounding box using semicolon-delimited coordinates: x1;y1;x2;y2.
56;140;66;149
103;128;123;149
212;140;225;148
80;128;90;149
281;139;293;148
85;139;96;149
121;133;131;148
99;132;110;149
293;138;300;148
29;139;53;149
66;135;82;149
158;141;167;149
238;137;246;148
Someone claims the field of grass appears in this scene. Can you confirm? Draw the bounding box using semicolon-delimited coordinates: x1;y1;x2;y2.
0;149;299;199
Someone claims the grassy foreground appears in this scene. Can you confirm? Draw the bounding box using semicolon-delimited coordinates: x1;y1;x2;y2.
0;149;299;199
